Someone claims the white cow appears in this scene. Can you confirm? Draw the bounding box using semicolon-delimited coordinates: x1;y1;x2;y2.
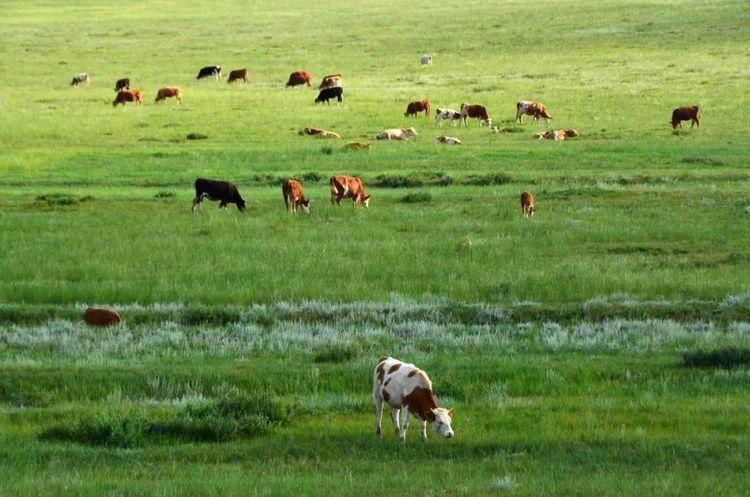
373;357;454;442
421;54;433;65
70;73;90;87
434;108;462;126
376;127;418;141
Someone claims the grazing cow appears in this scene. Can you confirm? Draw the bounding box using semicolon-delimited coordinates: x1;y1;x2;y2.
434;108;462;126
516;100;552;123
405;99;431;117
84;307;122;327
671;105;700;129
435;136;461;145
282;179;311;214
318;74;342;89
421;54;433;65
460;103;492;127
112;89;144;106
155;86;182;103
373;357;454;442
192;178;246;212
227;68;249;83
315;86;343;104
376;128;418;141
329;175;370;208
196;65;222;80
520;191;535;218
70;73;90;87
303;127;341;138
535;129;578;141
286;70;312;88
114;78;130;92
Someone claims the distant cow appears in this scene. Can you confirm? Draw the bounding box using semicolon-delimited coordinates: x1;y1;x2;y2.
112;89;144;106
155;86;182;103
344;141;371;150
536;129;578;141
318;74;342;89
84;307;122;327
329;175;370;208
227;68;249;83
282;179;311;214
405;99;431;117
671;105;700;129
303;127;341;138
516;100;552;123
434;108;462;126
114;78;130;92
197;65;222;80
376;128;418;141
286;70;312;88
315;86;343;104
192;178;246;212
460;103;492;127
373;356;454;442
421;54;433;65
435;136;461;145
70;73;90;87
520;191;535;218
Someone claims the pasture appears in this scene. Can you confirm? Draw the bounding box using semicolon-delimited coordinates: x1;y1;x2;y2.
0;0;749;495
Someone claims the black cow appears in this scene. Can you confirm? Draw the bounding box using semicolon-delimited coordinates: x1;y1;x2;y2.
114;78;130;92
193;178;246;212
196;65;222;80
315;86;343;104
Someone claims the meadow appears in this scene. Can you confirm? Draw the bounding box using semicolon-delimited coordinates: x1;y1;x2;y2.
1;0;749;495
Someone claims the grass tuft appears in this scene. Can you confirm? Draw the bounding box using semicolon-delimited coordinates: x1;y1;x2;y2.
400;192;433;203
682;347;750;369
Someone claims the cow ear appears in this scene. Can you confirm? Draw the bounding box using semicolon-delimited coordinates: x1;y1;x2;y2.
448;409;453;417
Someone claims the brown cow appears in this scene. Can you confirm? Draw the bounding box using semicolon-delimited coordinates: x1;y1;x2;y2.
113;89;144;106
282;179;311;214
84;307;122;326
671;105;700;129
318;74;342;89
520;191;535;218
154;86;182;103
227;68;249;83
286;70;312;88
405;99;431;117
330;175;370;208
535;129;578;141
516;100;552;123
460;103;492;127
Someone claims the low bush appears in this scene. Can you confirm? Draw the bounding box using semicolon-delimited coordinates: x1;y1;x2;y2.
682;347;750;369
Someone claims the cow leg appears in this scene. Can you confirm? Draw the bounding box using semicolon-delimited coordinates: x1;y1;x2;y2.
192;198;201;213
374;397;384;437
219;201;227;210
390;408;401;436
399;408;410;442
420;420;428;441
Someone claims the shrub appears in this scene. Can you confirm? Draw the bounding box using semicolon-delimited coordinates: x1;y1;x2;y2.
464;173;512;186
313;343;361;363
682;347;750;369
186;133;208;140
400;192;432;203
154;190;177;199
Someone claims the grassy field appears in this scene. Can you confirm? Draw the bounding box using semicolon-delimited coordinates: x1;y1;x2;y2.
1;0;749;495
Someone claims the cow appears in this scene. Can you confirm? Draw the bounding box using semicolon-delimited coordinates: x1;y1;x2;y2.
227;68;249;83
303;127;341;138
192;178;246;212
318;74;342;89
373;357;454;442
535;129;578;141
344;141;371;150
671;105;700;129
405;99;431;117
460;103;492;127
329;175;370;208
114;78;130;92
154;86;182;103
112;89;144;106
315;86;343;104
282;179;311;214
84;307;122;327
286;70;312;88
196;65;221;80
434;108;462;126
421;54;433;65
520;191;535;218
435;136;461;145
70;73;90;87
516;100;552;124
376;128;418;141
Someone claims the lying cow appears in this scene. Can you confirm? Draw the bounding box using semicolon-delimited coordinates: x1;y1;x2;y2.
535;129;578;141
114;78;130;92
516;100;552;123
282;178;310;214
318;74;342;89
434;108;462;126
303;127;341;138
84;307;122;327
373;356;454;442
70;73;90;87
196;65;221;80
520;191;535;218
227;68;249;83
435;136;461;145
405;99;431;117
671;105;700;129
376;127;418;141
315;86;343;104
155;86;182;103
192;178;246;212
329;175;370;208
343;141;371;150
286;70;312;88
112;89;144;106
460;103;492;127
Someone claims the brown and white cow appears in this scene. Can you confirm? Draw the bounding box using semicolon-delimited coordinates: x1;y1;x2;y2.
329;175;370;208
671;105;700;129
227;68;249;83
155;86;182;103
70;73;90;87
373;357;454;442
434;108;462;126
113;89;144;106
114;78;130;92
516;100;552;124
535;129;578;141
376;128;418;141
435;136;461;145
460;103;492;127
282;178;310;214
405;99;431;117
286;70;312;88
318;73;342;89
520;191;535;218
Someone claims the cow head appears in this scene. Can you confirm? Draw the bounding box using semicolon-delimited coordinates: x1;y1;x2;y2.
405;127;418;137
237;197;247;211
362;195;371;208
431;407;454;438
300;198;311;214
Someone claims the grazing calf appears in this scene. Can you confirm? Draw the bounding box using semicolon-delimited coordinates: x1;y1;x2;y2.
197;65;222;80
113;89;144;106
329;175;370;208
192;178;246;212
155;86;182;103
70;73;90;87
318;74;342;89
84;307;122;327
282;179;310;214
315;86;343;104
536;129;578;141
460;103;492;127
227;68;249;83
376;127;418;141
114;78;130;92
405;99;431;117
373;357;454;442
286;70;312;87
520;191;535;218
671;105;700;129
434;108;462;126
516;100;552;123
435;136;461;145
